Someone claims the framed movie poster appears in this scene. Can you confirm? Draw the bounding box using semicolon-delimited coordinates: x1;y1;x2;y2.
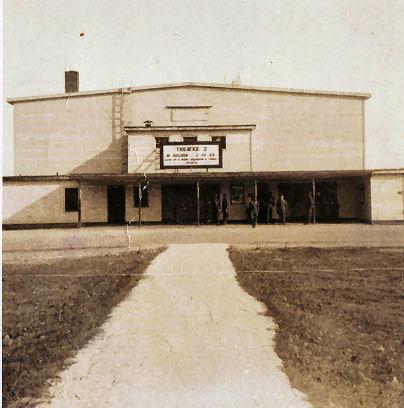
230;184;244;204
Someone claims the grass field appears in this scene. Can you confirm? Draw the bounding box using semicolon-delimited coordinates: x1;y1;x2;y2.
2;249;163;408
228;247;404;408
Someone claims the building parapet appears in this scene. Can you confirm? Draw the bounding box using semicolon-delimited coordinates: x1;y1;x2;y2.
7;82;371;105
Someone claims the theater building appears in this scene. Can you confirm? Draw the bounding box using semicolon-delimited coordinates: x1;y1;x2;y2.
3;72;404;227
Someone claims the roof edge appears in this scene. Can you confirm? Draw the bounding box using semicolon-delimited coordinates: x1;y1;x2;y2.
5;169;403;182
124;124;257;132
371;168;404;175
4;169;374;183
7;82;371;105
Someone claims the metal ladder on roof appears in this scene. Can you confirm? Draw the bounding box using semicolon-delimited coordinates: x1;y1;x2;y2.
112;89;127;172
112;89;124;141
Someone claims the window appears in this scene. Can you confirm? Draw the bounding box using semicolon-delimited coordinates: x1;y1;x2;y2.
183;136;197;143
134;183;149;208
230;184;244;204
65;188;78;212
167;105;211;122
212;136;226;149
155;137;169;149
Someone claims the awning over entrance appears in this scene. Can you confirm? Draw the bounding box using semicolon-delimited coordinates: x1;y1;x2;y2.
67;169;372;184
4;171;372;229
5;169;373;184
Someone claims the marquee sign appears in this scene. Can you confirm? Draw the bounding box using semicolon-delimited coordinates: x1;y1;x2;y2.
160;142;222;169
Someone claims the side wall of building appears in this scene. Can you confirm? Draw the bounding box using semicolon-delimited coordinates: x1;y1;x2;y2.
125;87;365;172
81;184;108;223
3;182;78;224
125;183;162;222
3;181;108;225
13;94;126;176
3;175;390;226
371;174;404;222
11;86;365;176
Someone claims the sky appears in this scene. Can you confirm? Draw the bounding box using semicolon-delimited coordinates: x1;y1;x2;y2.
3;0;404;175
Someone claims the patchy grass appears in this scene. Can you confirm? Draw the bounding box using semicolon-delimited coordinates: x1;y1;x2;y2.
228;247;404;408
2;248;164;408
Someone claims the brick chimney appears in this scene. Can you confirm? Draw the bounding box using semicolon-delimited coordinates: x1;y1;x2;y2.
65;71;79;93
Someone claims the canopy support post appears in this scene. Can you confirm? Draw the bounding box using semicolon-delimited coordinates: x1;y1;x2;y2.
312;178;316;224
77;182;81;229
196;180;200;226
138;182;142;227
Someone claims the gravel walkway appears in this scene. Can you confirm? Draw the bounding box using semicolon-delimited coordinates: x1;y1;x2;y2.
38;244;312;407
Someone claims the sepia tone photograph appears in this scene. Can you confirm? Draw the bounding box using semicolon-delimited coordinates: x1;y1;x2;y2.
2;1;404;407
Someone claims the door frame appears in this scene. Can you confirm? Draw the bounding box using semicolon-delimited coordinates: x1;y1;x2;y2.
161;184;197;224
107;185;126;224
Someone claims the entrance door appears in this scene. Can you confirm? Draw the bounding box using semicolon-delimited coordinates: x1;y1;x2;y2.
199;184;221;224
257;183;269;223
161;184;197;224
315;182;339;222
278;183;311;222
107;185;126;224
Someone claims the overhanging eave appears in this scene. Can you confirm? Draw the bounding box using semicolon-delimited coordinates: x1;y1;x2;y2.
3;170;373;184
124;124;256;132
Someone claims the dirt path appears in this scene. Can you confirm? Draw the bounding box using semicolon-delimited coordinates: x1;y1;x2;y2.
38;244;312;408
4;224;404;257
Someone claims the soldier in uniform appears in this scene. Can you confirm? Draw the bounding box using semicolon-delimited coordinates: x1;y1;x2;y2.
305;191;315;224
251;195;259;228
277;194;288;225
222;193;229;225
246;194;253;224
213;195;222;226
266;191;276;224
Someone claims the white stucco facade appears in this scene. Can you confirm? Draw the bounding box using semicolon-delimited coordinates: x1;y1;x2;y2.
3;82;403;227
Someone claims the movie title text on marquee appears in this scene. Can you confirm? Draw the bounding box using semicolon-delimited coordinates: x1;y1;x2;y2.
161;143;222;168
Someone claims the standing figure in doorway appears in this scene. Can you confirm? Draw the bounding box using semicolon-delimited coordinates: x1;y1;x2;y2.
251;195;259;228
213;194;222;226
277;194;288;225
266;191;276;224
222;193;229;225
246;194;253;224
330;194;339;222
305;191;315;224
